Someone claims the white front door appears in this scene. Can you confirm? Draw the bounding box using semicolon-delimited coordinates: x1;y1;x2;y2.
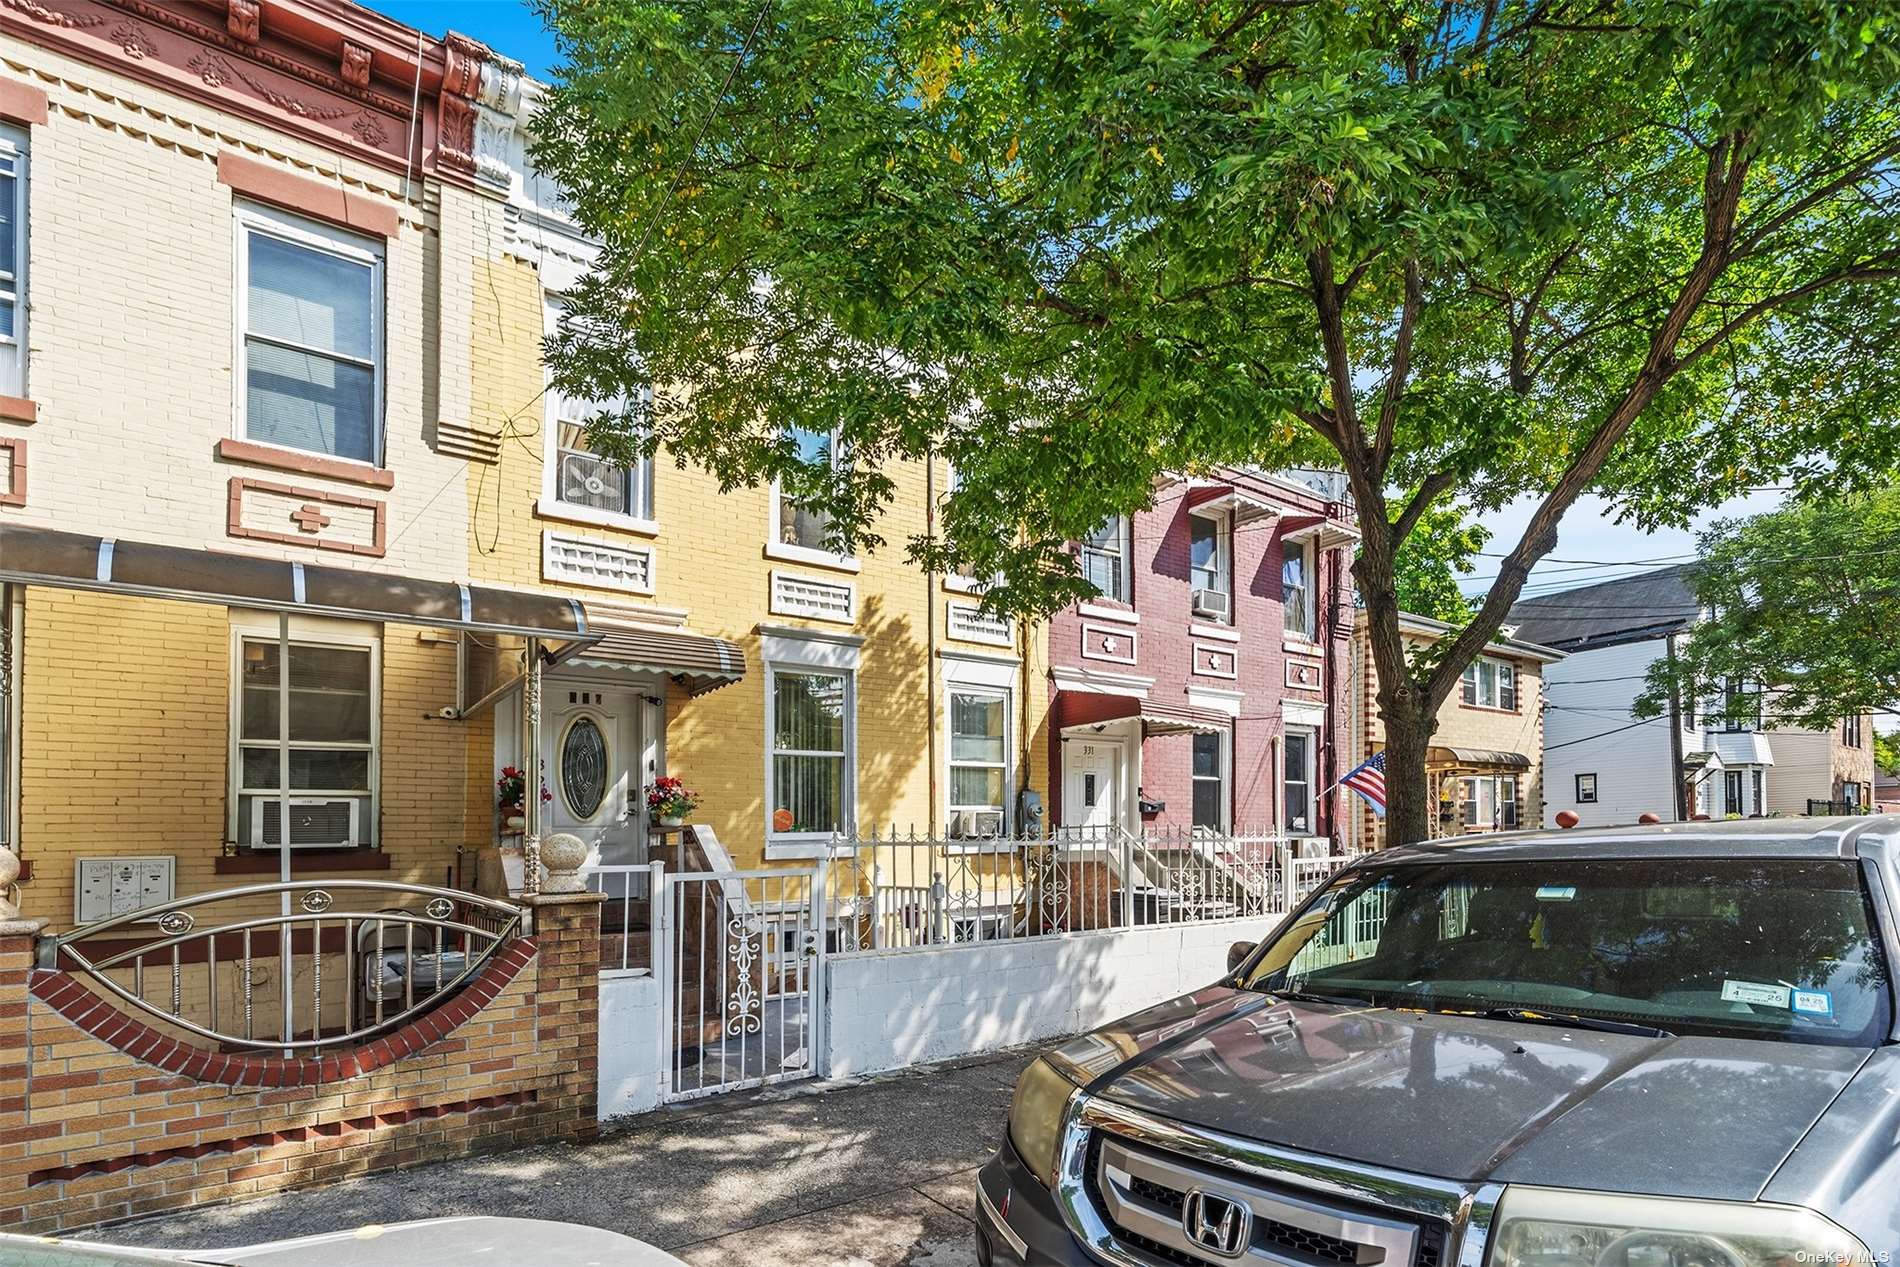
1063;739;1124;831
543;683;647;867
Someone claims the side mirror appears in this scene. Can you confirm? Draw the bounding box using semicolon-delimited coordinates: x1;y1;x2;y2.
1227;940;1255;974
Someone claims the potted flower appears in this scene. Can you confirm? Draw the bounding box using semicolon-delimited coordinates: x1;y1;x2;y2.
496;766;551;832
646;776;700;828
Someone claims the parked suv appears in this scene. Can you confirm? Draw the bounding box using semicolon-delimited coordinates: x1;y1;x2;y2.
977;818;1900;1265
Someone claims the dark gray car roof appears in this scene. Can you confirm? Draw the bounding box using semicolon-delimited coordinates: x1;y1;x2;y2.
1365;815;1900;865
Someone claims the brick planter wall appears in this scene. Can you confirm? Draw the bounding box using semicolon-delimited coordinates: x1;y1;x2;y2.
0;892;603;1235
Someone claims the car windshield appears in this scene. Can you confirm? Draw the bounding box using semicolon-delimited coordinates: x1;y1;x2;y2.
1240;856;1894;1047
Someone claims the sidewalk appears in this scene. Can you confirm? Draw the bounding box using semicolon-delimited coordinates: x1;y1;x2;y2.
85;1050;1038;1266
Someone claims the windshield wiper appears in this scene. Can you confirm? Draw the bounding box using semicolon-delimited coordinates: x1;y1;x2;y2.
1269;989;1379;1009
1465;1007;1675;1039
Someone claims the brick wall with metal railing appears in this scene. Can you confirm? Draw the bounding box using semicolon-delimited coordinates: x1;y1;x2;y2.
0;892;602;1236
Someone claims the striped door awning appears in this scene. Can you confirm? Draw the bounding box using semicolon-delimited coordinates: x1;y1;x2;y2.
565;620;747;695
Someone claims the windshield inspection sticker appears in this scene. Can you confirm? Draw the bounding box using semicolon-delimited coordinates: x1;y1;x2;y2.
1535;885;1577;901
1721;979;1793;1009
1791;990;1834;1017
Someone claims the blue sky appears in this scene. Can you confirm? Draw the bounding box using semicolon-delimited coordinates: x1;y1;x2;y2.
372;1;558;78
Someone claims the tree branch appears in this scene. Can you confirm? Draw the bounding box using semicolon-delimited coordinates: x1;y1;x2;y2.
1674;251;1900;372
1375;258;1422;468
1733;135;1900;259
1391;470;1457;546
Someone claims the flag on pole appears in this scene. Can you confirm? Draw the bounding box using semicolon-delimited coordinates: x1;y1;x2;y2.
1339;752;1388;817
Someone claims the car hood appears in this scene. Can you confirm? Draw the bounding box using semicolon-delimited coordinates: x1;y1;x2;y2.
1073;989;1872;1201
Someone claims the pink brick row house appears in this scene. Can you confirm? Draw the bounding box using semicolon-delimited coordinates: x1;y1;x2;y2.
1045;470;1358;844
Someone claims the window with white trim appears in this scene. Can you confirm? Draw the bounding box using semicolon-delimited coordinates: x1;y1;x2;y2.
775;425;844;552
1282;537;1314;638
1188;514;1231;621
0;125;27;396
1192;730;1227;831
1842;714;1864;748
1575;772;1597;804
238;203;383;464
947;687;1009;837
1081;516;1130;603
544;294;653;520
233;632;378;849
768;665;853;839
1284;727;1315;832
1460;775;1518;830
1461;656;1518;710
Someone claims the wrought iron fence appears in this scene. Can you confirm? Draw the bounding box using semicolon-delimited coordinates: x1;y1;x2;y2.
826;825;1359;954
38;880;524;1053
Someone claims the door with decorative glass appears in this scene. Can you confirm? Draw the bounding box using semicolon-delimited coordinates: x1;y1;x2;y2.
542;684;646;867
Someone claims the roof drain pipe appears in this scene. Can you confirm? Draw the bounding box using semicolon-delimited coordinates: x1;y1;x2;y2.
925;449;938;838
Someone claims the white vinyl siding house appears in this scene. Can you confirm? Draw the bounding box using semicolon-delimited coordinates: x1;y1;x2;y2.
1539;636;1683;827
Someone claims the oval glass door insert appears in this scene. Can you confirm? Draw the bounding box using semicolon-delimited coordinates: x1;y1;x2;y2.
561;715;609;819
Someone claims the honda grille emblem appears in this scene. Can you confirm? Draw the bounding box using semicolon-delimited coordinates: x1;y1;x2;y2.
1181;1189;1251;1259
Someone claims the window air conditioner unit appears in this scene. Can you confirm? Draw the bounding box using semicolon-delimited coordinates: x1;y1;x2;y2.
250;798;362;849
1191;588;1230;621
951;810;1005;840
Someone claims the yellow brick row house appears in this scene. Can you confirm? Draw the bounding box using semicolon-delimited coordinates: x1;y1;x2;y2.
0;0;1051;940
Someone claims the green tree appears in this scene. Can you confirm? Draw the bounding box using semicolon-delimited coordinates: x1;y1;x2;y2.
1875;729;1899;775
1636;489;1900;730
533;0;1900;843
1390;506;1490;625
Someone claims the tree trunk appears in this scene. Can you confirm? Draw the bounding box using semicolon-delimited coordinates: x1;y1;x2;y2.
1381;700;1435;846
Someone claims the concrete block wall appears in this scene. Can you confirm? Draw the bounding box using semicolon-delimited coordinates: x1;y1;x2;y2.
596;971;663;1120
822;916;1283;1078
0;893;601;1235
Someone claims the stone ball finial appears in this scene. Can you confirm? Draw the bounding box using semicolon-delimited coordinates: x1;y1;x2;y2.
1637;812;1662;825
1555;810;1580;829
540;832;588;894
0;848;18;920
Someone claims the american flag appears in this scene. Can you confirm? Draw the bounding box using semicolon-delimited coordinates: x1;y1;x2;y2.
1340;752;1387;817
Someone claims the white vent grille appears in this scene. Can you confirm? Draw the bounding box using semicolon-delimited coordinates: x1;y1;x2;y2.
770;570;855;623
947;600;1012;647
543;530;655;595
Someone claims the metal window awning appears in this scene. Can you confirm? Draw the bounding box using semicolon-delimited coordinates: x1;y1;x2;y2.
0;525;597;643
1281;512;1361;551
1427;746;1531;770
1186;487;1281;524
565;620;747;696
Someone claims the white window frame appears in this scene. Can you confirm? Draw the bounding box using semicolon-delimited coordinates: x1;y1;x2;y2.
1283;726;1316;833
1081;515;1131;604
1282;537;1315;639
0;124;28;398
946;684;1012;841
1187;511;1232;622
762;632;860;858
1461;656;1518;711
226;616;381;850
767;424;859;572
1575;772;1598;804
234;201;385;467
1192;728;1230;832
537;292;658;534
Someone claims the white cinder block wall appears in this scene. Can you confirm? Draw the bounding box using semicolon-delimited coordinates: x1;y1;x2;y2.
598;973;664;1120
823;917;1284;1079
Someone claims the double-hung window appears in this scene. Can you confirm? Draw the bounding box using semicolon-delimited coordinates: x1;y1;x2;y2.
1193;731;1227;831
1081;516;1129;602
1461;657;1518;710
1460;775;1518;830
234;632;377;850
768;665;853;840
1843;714;1864;748
239;204;383;465
545;295;653;522
776;425;844;552
1719;677;1760;731
1282;538;1314;638
0;124;26;396
1189;515;1230;620
947;688;1009;837
1284;728;1315;832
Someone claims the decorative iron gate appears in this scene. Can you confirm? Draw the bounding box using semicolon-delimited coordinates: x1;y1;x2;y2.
657;867;825;1101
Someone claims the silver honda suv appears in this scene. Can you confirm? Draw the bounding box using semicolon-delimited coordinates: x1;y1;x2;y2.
976;818;1900;1265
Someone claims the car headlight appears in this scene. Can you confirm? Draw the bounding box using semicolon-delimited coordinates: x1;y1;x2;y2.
1490;1187;1874;1267
1007;1056;1080;1189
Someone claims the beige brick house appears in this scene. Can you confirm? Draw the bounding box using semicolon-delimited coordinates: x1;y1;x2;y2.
1346;613;1565;849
